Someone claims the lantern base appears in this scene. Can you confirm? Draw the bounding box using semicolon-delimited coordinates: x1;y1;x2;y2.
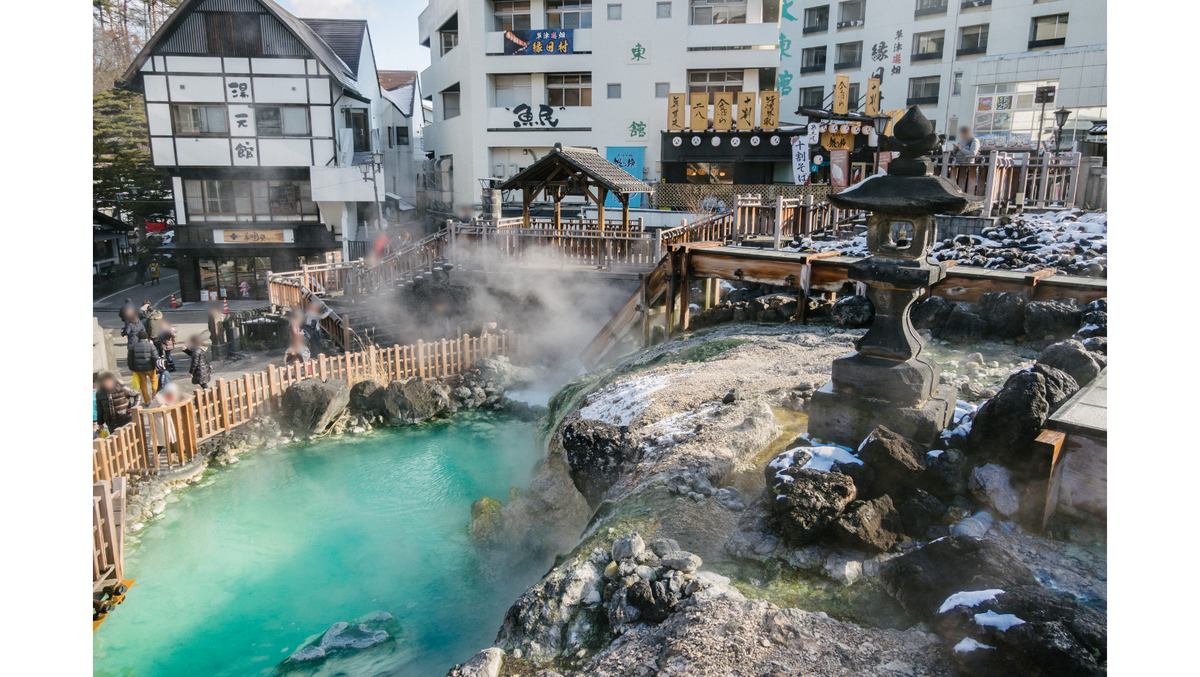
807;381;957;449
830;352;941;407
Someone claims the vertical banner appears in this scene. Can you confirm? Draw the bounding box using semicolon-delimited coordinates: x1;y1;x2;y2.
689;93;709;131
760;91;779;130
667;93;685;130
807;122;821;144
736;91;756;130
791;136;811;186
713;92;734;130
605;146;644;209
865;77;881;116
833;74;850;115
830;149;850;187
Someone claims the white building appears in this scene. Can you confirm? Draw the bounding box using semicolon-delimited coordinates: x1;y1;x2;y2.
416;0;789;217
119;0;425;302
779;0;1107;150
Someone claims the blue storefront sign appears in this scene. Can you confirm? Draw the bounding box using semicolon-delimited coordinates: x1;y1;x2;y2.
503;29;574;55
605;146;644;209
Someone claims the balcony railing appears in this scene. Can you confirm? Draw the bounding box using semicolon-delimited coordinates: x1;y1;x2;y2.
912;50;944;62
915;2;948;17
803;23;828;34
961;0;991;8
834;59;862;70
907;95;939;106
1029;37;1067;49
836;19;864;29
956;45;987;57
801;63;827;74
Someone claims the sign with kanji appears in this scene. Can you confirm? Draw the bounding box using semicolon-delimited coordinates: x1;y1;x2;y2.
759;91;779;130
820;130;854;151
624;118;649;144
627;41;649;64
503;29;573;55
605;147;644;208
791;136;810;186
833;75;850;115
736;92;756;130
668;93;686;130
215;229;286;244
232;139;257;166
225;78;251;101
690;93;709;131
830;149;850;187
865;78;881;116
713;92;734;131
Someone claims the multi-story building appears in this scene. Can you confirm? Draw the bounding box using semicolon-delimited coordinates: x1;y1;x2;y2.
417;0;793;216
119;0;425;302
779;0;1107;150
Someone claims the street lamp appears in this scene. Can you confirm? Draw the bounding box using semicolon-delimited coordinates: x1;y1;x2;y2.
1053;107;1071;153
871;114;891;174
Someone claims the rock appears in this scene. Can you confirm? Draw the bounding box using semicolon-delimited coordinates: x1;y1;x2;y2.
768;468;857;546
830;495;903;553
348;380;384;414
764;448;812;491
469;496;504;548
978;291;1028;338
561;419;637;507
660;551;703;573
831;459;875;497
879;535;1039;621
1032;363;1080;413
281;612;397;669
715;486;745;511
1075;298;1107;339
446;647;504;677
938;303;988;342
650;537;680;557
912;295;954;330
381;377;443;424
1081;336;1106;355
951;511;994;538
722;388;740;404
476;355;529;392
1023;299;1082;340
832;295;874;328
965;352;984;365
923;449;968;501
898;489;947;537
625;578;682;622
967;371;1049;465
280;378;350;435
856;426;926;500
1037;340;1102;387
969;464;1020;517
612;532;646;561
495;559;603;661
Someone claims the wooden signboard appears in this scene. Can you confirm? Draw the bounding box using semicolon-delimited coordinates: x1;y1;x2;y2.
833;75;850;115
667;92;686;130
689;93;709;131
736;91;756;130
217;229;286;243
820;130;854;151
865;78;881;116
759;91;779;130
713;92;734;131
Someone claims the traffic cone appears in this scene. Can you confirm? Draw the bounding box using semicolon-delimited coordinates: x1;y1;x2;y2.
222;298;229;314
170;293;178;308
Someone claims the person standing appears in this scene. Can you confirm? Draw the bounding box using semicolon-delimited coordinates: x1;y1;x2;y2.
148;259;161;286
303;301;328;358
953;126;981;156
136;259;148;286
183;335;212;390
141;301;163;340
155;320;178;372
129;331;162;403
95;372;141;431
120;308;145;349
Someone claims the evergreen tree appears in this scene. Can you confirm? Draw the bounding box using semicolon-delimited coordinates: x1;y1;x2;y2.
93;89;173;249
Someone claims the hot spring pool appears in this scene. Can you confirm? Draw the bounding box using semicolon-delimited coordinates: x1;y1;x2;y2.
93;412;549;677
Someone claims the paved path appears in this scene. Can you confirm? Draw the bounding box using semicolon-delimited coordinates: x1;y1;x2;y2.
94;272;180;312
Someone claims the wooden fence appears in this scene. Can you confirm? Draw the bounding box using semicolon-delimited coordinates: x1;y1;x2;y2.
450;220;661;271
932;150;1086;216
651;182;833;210
93;478;126;590
92;331;520;485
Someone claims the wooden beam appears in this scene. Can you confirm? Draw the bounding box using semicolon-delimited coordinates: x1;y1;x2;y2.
1031;429;1067;532
665;247;677;338
679;248;691;332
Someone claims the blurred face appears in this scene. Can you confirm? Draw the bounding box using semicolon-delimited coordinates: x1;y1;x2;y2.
959;127;972;139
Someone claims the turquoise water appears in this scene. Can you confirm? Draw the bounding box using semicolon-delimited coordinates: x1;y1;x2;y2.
93;413;548;677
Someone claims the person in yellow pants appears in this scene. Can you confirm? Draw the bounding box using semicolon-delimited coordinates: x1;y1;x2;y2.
128;331;162;403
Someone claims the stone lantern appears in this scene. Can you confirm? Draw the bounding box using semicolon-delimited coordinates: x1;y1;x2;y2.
807;106;982;447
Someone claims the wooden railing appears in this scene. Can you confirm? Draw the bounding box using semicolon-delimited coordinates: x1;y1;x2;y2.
92;331;520;485
93;478;126;590
932;150;1085;216
651;182;833;210
450;221;661;271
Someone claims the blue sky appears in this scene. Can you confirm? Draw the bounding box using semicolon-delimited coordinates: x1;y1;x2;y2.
278;0;432;72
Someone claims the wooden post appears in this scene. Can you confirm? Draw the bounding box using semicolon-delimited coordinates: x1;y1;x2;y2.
665;247;677;338
797;262;812;324
268;364;280;404
621;193;630;233
940;150;951;178
417;340;426;379
679;248;692;332
1036;154;1052;208
1065;151;1082;208
243;374;254;418
981;150;999;219
216;379;230;432
597;185;607;235
773;194;784;250
640;273;652;348
1014;152;1030;212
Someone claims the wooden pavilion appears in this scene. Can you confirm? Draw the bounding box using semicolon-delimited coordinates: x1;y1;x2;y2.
497;143;652;231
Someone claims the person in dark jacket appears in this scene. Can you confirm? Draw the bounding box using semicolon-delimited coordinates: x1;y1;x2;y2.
120;308;145;348
118;298;135;322
183;335;212;389
95;371;141;431
141;301;163;339
129;331;162;403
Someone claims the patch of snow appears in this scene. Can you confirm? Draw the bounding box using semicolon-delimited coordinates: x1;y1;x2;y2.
927;449;944;458
578;374;671;426
838;171;884;194
802;446;863;472
938;589;1005;614
954;638;995;653
974;610;1026;632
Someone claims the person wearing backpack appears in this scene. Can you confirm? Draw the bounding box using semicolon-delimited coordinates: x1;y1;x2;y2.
183;335;212;390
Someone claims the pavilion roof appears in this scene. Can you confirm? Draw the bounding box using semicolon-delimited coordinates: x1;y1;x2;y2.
498;145;651;195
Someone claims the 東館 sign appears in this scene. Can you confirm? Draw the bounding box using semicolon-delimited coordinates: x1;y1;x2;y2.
503;29;574;55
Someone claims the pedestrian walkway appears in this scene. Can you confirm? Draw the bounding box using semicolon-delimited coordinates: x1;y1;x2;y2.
93;272;180;312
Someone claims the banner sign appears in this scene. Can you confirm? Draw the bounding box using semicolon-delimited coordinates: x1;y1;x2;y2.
605;146;644;209
830;149;850;187
667;93;686;130
503;29;573;55
791;137;810;186
214;229;289;244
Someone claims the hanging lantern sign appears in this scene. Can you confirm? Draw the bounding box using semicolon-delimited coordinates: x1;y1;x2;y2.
807;122;821;144
839;124;851;134
867;128;879;147
819;124;829;132
851;124;862;135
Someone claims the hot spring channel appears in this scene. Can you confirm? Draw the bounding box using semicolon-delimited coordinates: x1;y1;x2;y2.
93;412;549;677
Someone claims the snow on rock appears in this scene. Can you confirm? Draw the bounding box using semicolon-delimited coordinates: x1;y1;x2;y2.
953;637;995;653
974;610;1027;632
801;446;864;472
578;374;672;426
938;589;1005;614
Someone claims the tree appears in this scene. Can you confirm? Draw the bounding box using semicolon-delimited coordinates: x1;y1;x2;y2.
93;0;184;94
94;89;173;253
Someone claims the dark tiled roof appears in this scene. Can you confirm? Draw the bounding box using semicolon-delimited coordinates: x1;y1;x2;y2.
499;145;652;194
299;18;367;76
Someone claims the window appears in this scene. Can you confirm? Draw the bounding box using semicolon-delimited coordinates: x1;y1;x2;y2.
835;41;862;69
204;11;262;57
804;5;829;33
547;0;592;29
494;1;532;31
607;83;622;99
914;0;947;17
799;86;824;108
547;73;592;106
172;104;228;135
837;0;864;28
690;0;747;25
494;74;532;108
847;82;860;109
395;126;410;146
442;91;461;119
801;46;828;73
688;69;743;103
657;2;672;18
685;162;733;185
1030;14;1068;47
441;30;458;55
608;3;621;20
183;180;317;221
952;71;963;96
908;75;940;105
255;106;309;136
958;24;988;56
655;82;670;98
344;108;370;151
912;30;945;61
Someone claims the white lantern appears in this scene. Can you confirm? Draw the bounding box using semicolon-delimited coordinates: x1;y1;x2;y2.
819;124;828;132
867;128;879;147
840;124;850;134
851;124;862;135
